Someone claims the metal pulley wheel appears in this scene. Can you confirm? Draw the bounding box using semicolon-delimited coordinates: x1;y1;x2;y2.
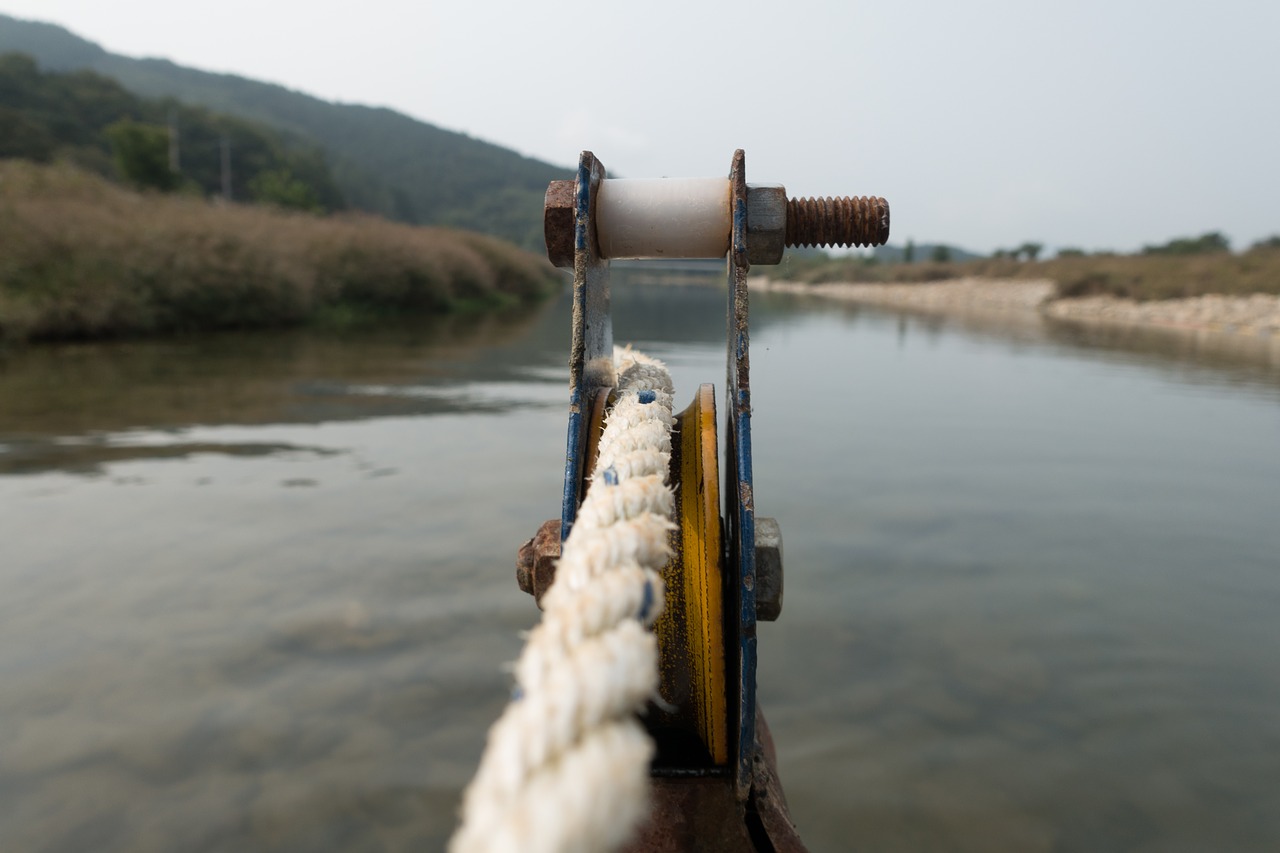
516;149;889;852
577;383;729;767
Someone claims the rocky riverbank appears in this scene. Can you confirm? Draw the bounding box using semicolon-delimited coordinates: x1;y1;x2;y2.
748;276;1280;339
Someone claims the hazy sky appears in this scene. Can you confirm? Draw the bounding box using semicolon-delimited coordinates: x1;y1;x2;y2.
2;0;1276;254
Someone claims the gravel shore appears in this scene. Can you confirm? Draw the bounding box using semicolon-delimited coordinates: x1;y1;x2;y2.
749;276;1280;339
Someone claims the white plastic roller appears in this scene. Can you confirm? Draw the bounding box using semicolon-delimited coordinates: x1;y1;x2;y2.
596;178;732;260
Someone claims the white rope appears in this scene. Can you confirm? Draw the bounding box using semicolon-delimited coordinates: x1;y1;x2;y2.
451;347;675;853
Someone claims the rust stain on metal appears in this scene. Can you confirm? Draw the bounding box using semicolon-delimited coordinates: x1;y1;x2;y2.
515;519;562;604
544;179;576;268
515;536;535;594
727;148;758;801
785;195;890;248
746;711;808;852
621;776;755;852
621;711;809;852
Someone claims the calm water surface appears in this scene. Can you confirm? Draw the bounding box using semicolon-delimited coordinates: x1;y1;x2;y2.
2;279;1278;851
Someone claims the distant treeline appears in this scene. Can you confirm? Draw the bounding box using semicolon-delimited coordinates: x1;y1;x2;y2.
878;231;1277;267
1055;231;1271;258
772;231;1280;302
0;53;343;211
0;161;560;345
0;15;571;249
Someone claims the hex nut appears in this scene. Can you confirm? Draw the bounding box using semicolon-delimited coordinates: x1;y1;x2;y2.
516;519;562;607
516;538;535;595
755;517;783;621
544;180;576;269
746;184;787;266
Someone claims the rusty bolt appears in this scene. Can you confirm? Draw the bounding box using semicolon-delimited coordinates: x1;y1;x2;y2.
755;517;783;621
544;177;888;268
748;186;891;265
785;195;890;251
516;519;562;607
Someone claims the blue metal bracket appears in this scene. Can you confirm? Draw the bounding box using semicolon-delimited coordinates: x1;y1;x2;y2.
561;151;613;541
725;149;758;799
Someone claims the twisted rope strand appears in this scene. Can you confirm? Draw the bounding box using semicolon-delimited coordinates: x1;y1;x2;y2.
451;348;675;853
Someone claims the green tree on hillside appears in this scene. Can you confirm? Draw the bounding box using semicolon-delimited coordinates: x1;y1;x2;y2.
930;245;952;263
0;106;54;160
106;118;177;191
248;166;321;212
0;56;344;210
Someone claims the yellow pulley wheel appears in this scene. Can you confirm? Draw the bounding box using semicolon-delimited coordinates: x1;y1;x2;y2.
653;383;729;766
579;383;729;766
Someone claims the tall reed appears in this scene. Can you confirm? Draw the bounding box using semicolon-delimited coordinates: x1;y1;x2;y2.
0;161;561;343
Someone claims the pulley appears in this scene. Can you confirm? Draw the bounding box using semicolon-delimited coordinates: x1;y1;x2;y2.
515;150;889;852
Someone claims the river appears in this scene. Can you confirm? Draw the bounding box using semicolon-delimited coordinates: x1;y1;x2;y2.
2;275;1278;852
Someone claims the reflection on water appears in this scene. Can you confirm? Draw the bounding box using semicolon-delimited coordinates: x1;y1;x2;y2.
749;287;1280;398
2;279;1279;851
0;307;565;476
745;293;1280;852
1043;316;1280;390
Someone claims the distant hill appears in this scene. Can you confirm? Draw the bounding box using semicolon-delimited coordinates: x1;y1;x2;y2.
0;14;571;249
0;54;344;209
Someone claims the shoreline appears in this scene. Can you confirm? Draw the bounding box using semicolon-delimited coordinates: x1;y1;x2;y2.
748;276;1280;339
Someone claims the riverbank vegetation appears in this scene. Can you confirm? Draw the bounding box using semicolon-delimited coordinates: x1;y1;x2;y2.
772;233;1280;302
0;161;560;344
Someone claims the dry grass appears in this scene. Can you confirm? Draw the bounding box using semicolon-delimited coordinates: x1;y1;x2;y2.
0;160;560;343
770;246;1280;302
1036;251;1280;300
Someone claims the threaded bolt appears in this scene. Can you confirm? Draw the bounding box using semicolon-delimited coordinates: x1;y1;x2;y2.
785;196;890;249
546;180;891;267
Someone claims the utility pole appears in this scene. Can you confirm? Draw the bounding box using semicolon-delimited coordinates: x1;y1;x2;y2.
220;135;232;201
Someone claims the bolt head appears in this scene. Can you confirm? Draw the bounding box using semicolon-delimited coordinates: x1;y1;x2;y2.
544;180;576;269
